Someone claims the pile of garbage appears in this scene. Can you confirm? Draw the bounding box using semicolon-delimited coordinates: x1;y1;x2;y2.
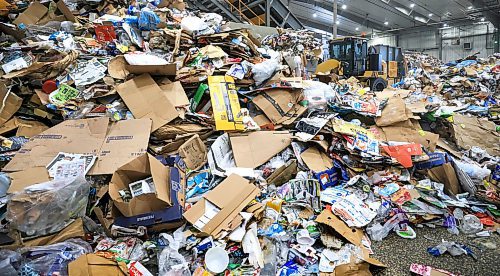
0;1;498;275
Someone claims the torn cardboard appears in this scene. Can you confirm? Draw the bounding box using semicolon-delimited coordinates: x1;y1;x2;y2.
0;84;22;126
125;63;176;76
316;209;364;246
109;153;171;217
183;174;260;238
450;114;500;156
3;117;152;175
229;131;292;168
375;97;409;127
428;163;462;196
13;1;48;26
301;147;333;172
7;167;50;194
116;74;177;132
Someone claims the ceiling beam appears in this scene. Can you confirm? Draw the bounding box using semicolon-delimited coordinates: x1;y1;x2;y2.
298;17;356;36
291;0;390;31
464;0;500;27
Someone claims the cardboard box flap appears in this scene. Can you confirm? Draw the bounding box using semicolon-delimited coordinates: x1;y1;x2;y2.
116;74;177;132
148;154;170;203
300;147;333;172
160;81;190;107
229;131;292;168
204;174;256;208
56;0;77;22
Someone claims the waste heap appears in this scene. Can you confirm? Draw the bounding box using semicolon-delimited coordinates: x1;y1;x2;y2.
0;1;498;276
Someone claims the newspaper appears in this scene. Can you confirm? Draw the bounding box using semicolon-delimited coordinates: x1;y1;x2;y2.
332;194;378;227
295;114;335;141
46;152;97;178
69;58;107;86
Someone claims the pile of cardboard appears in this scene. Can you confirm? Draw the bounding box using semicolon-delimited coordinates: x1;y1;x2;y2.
0;1;499;276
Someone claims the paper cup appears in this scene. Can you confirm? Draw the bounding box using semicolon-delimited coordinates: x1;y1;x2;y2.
205;247;229;274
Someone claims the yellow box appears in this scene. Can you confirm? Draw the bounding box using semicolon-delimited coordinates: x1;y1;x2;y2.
208;75;244;131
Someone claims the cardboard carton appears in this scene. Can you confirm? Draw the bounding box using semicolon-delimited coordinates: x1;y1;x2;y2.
116;74;177;132
208;75;245;131
300;147;333;172
114;166;185;229
125;63;177;76
109;153;171;217
229;131;292;168
252;88;306;125
68;254;128;276
183;174;260;238
160;81;190;107
178;134;207;171
3;117;152;175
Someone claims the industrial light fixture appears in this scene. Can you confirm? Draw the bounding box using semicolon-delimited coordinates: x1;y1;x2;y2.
355;27;360;31
342;4;347;9
481;17;485;22
384;21;389;25
336;20;340;24
428;13;433;17
468;6;473;10
443;23;448;27
313;13;317;17
410;3;415;8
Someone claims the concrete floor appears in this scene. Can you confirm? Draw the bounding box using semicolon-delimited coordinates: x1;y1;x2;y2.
371;227;500;276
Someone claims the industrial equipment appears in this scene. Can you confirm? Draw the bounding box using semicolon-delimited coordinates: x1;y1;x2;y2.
316;37;406;91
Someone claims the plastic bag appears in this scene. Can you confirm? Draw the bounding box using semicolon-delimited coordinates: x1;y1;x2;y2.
138;9;160;30
303;80;335;110
455;160;491;180
366;212;406;241
181;16;209;34
460;214;483;234
6;176;90;236
17;239;91;276
252;59;279;86
0;250;21;276
158;228;190;276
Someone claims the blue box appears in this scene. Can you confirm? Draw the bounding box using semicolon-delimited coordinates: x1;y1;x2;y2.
113;166;185;229
414;152;448;170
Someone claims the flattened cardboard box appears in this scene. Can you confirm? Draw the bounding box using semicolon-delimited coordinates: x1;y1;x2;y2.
178;134;207;171
13;1;48;26
116;74;177;132
109;153;171;217
125;63;177;76
3;117;152;175
229;131;292;168
183;174;260;238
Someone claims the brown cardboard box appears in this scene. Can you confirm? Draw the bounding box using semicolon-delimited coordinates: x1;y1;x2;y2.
3;118;152;175
178;134;207;171
451;114;499;156
68;254;128;276
183;174;260;238
109;153;171;217
375;96;409;127
116;74;177;132
13;1;48;26
428;163;462;195
252;88;306;125
266;160;297;186
316;209;364;246
229;131;292;168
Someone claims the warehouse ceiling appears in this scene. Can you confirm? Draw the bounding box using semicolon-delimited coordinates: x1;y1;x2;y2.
291;0;500;36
